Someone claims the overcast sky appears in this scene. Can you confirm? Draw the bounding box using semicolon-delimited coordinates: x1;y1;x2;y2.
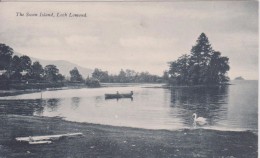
0;1;258;79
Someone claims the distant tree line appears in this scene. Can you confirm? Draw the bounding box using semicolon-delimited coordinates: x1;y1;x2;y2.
0;43;97;89
0;43;163;89
0;44;65;84
166;33;230;85
91;68;163;83
0;33;231;89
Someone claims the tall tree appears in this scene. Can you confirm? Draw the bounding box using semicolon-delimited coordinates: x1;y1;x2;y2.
208;51;230;83
118;69;127;82
69;67;83;82
168;33;229;85
9;55;22;80
44;65;60;82
20;55;32;71
19;55;32;79
0;43;14;70
169;54;190;84
92;68;109;82
125;69;137;82
31;61;44;80
189;33;213;84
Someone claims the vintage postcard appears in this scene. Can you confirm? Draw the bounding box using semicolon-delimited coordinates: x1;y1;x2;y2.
0;0;258;157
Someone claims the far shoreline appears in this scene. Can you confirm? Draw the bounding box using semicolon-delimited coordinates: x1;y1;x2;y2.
1;80;257;97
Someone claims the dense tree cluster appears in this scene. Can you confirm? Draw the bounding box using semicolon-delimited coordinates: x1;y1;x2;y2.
0;43;163;89
91;68;162;83
168;33;230;85
3;38;228;89
0;43;64;83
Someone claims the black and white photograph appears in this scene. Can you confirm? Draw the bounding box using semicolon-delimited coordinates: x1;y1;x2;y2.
0;0;258;157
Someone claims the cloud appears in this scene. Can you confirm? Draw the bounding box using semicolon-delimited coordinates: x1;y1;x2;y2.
120;36;177;48
29;37;62;47
65;35;100;46
0;1;258;79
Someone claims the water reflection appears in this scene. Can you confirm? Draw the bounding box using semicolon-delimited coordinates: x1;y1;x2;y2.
45;98;61;112
170;85;229;127
0;98;63;116
71;97;81;110
105;97;133;101
33;100;45;115
0;99;43;116
0;82;257;131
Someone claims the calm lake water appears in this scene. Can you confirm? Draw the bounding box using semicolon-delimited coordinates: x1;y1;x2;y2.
0;80;258;132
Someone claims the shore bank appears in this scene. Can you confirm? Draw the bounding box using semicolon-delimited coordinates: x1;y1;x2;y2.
0;115;257;158
0;85;88;97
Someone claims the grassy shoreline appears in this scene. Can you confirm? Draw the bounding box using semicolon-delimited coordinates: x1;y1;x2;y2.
0;115;257;158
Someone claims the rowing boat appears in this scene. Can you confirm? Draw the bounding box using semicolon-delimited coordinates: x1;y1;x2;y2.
105;91;133;99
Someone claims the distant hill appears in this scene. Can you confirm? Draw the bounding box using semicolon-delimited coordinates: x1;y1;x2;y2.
14;52;93;78
234;76;245;80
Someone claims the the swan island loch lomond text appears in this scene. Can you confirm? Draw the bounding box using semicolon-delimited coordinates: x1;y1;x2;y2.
16;12;87;18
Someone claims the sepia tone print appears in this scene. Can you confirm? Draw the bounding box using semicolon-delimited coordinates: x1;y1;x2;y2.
0;1;258;157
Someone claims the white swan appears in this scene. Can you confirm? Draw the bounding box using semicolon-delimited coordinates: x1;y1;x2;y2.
192;113;207;125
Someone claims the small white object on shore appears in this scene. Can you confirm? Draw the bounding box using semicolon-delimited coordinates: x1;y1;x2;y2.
29;141;52;144
16;132;83;144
